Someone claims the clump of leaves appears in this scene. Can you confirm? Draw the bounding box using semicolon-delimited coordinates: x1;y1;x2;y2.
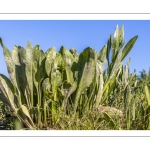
0;25;139;130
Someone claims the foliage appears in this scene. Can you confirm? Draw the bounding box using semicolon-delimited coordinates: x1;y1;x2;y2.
1;24;149;130
0;101;13;129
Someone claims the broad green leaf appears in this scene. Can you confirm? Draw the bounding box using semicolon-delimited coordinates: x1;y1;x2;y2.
35;50;46;83
111;48;122;77
32;46;39;101
17;105;35;129
62;80;77;111
32;46;46;107
12;45;20;65
69;48;79;63
56;53;65;71
66;80;77;98
32;45;40;75
42;78;51;92
107;48;122;84
69;48;79;79
25;41;34;106
121;36;138;61
98;45;107;62
0;74;16;110
112;25;119;60
18;46;26;64
103;74;116;94
45;47;56;76
107;77;116;97
29;44;45;107
12;46;28;101
95;61;103;107
59;46;74;84
50;59;62;122
119;24;124;46
73;47;96;114
101;77;116;104
0;93;10;106
20;105;34;124
0;39;18;87
51;61;62;94
122;58;131;85
16;46;27;94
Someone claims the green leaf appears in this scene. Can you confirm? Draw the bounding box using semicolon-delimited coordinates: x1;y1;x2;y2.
124;85;131;116
42;78;51;92
56;53;65;70
119;24;124;46
12;45;20;65
95;61;103;107
106;35;111;65
110;48;122;79
62;80;78;111
25;41;34;106
102;77;116;104
98;45;107;62
126;109;130;130
11;46;28;101
145;85;150;106
73;47;96;114
132;97;136;121
121;36;138;61
35;50;46;83
0;74;16;110
0;39;18;87
16;46;27;94
51;61;62;94
45;47;56;76
122;58;131;85
32;45;41;91
103;112;116;129
69;48;79;63
20;105;33;122
17;104;35;129
112;25;119;60
59;46;74;84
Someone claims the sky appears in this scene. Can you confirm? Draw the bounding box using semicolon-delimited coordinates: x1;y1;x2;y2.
0;20;149;77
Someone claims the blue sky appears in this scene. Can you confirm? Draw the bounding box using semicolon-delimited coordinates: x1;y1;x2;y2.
0;20;149;76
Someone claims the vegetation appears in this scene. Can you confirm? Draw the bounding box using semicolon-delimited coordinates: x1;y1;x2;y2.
0;24;149;130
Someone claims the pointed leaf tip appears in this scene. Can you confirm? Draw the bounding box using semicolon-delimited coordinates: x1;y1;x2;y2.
121;35;138;61
0;38;4;47
27;40;32;47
